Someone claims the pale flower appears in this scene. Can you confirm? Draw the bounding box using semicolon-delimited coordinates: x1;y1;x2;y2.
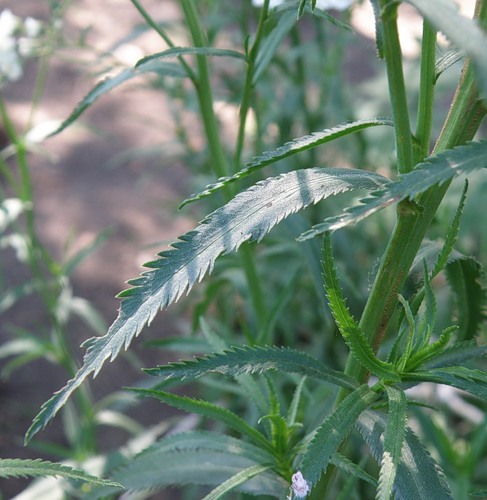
291;471;310;498
0;46;22;81
24;17;43;38
18;37;38;58
0;9;20;37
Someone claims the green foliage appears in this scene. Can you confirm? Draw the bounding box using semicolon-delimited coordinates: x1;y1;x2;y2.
2;0;487;498
0;458;122;488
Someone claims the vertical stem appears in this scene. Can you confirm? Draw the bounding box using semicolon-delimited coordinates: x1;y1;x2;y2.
415;21;437;161
379;0;414;174
181;0;267;329
234;0;269;166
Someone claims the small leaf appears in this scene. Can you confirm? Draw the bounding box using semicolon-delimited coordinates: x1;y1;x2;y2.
299;385;378;487
181;119;392;208
202;464;274;500
144;345;358;390
28;167;383;442
377;387;408;500
405;366;487;400
130;388;274;453
299;140;487;239
331;453;377;487
423;339;487;369
357;410;453;500
0;458;122;488
435;48;464;83
135;46;246;68
322;233;399;380
406;0;487;100
49;60;186;136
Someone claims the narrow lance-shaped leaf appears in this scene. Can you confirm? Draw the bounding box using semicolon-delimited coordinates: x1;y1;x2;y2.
27;167;384;442
145;345;358;390
406;0;487;100
322;233;399;380
298;385;378;488
135;46;246;68
129;388;274;454
202;464;274;500
377;387;408;500
48;60;187;136
357;410;453;500
299;140;487;239
0;458;122;488
181;119;393;208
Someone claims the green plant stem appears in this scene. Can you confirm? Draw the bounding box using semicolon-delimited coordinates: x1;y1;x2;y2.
319;3;486;497
181;0;267;329
414;20;437;161
130;0;197;82
234;0;269;166
379;0;414;174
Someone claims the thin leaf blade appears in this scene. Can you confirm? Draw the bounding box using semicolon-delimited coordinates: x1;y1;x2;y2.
299;140;487;239
27;167;383;442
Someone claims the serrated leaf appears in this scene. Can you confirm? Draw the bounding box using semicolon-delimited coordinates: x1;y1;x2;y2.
144;345;358;390
135;46;246;69
435;48;464;82
49;60;186;136
331;453;377;487
406;0;487;100
357;410;453;500
404;366;487;400
423;339;487;368
129;388;274;453
446;258;487;340
181;119;392;208
377;387;408;500
202;464;274;500
0;458;122;488
322;233;399;380
27;167;382;442
110;449;286;497
299;140;487;239
299;385;378;487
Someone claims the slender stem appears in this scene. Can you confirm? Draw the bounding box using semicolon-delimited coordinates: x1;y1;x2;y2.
181;0;267;329
130;0;197;82
234;0;269;166
414;20;437;161
379;0;414;174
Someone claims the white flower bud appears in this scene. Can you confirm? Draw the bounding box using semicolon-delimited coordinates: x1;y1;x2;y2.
0;47;23;81
0;9;21;37
24;17;43;38
18;37;37;57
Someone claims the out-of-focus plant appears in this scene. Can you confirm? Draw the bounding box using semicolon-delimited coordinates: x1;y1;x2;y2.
3;0;487;498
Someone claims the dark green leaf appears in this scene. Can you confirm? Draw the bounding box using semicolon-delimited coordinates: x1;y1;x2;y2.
322;233;399;380
405;366;487;400
299;385;378;487
130;388;274;453
423;339;487;368
357;410;453;500
144;345;358;390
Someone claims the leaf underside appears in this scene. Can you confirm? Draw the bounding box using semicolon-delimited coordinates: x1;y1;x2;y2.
0;458;122;488
357;410;453;500
27;167;386;442
144;344;358;391
181;118;393;207
299;140;487;239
